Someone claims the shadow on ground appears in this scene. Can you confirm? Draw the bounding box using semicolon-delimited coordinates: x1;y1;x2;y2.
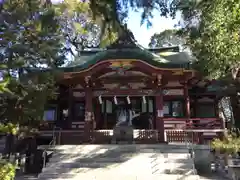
39;144;196;179
40;145;139;179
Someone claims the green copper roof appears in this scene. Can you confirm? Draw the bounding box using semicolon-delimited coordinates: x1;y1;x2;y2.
63;47;191;72
62;27;193;72
159;51;193;64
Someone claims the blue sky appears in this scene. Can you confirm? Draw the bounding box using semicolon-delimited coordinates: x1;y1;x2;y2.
127;10;181;48
50;0;181;48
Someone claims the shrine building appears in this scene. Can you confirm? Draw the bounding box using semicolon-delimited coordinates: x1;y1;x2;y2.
39;31;223;144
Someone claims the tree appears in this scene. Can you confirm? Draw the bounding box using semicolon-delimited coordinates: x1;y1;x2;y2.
52;0;119;55
0;0;65;127
88;0;171;37
174;0;240;127
148;29;185;48
0;0;125;131
0;0;68;177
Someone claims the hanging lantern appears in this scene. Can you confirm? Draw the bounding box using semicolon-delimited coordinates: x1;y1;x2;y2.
142;96;146;104
114;96;118;105
98;95;103;104
126;96;131;104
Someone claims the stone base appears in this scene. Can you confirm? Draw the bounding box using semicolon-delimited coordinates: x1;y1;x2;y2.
112;125;134;144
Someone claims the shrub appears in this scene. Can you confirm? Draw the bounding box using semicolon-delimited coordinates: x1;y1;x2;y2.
0;160;16;180
211;134;240;155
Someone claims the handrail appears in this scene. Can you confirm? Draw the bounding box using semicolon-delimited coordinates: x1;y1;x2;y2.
48;126;62;147
42;126;62;171
42;126;62;169
43;149;47;168
52;126;62;146
184;131;196;176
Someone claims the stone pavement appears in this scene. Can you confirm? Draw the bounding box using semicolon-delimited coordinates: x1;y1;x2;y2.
15;174;229;180
36;144;198;180
15;144;230;180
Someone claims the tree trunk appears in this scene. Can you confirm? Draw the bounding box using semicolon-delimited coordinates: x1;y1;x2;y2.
230;94;240;128
230;67;240;128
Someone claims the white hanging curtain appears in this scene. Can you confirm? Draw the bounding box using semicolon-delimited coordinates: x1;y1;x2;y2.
126;96;131;104
142;96;146;104
98;95;103;104
114;96;118;105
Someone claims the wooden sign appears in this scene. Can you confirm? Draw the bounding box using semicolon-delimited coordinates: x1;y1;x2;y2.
198;97;214;102
109;61;133;69
163;89;184;96
165;81;183;87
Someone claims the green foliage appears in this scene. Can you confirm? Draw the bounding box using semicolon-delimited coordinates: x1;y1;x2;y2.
149;29;185;48
0;0;122;133
52;0;118;50
174;0;240;126
0;0;64;131
0;160;16;180
0;123;19;135
211;134;240;154
176;0;240;80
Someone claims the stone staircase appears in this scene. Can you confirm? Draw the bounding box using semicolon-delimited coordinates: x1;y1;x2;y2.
37;144;200;180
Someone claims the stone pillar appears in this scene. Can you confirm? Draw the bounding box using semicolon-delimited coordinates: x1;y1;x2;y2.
84;76;94;142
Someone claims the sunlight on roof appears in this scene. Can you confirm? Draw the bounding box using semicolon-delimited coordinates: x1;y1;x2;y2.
159;52;179;56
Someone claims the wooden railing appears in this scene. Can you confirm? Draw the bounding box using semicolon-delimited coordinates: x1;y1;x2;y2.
91;130;112;144
165;129;225;144
38;118;223;144
134;130;158;144
90;130;159;144
165;129;188;143
163;118;222;129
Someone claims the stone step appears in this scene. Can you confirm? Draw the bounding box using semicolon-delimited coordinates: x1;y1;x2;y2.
45;157;193;170
38;174;200;180
41;167;195;177
48;154;191;161
42;160;194;173
43;144;191;151
48;151;190;161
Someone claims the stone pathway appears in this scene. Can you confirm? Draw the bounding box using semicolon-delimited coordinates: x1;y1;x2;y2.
15;174;229;180
15;144;231;180
36;144;198;180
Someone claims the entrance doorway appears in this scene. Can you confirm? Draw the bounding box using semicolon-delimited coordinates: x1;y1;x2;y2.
95;96;155;129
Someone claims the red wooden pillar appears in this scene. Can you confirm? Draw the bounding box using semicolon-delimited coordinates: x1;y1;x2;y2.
84;77;93;142
184;83;191;126
155;88;165;143
68;86;73;129
198;132;204;144
94;99;101;129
